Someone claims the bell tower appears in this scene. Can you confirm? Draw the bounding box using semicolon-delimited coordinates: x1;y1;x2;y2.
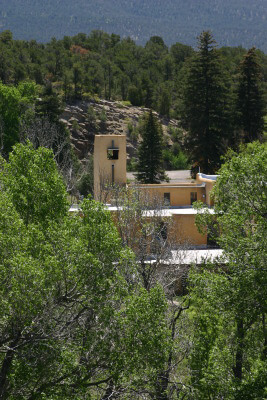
94;135;127;201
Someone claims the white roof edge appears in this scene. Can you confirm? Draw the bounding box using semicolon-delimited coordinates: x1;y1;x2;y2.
198;173;218;181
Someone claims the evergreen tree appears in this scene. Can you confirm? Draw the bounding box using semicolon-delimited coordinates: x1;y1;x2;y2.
183;31;231;174
159;86;171;117
236;47;265;143
136;111;166;183
36;83;62;123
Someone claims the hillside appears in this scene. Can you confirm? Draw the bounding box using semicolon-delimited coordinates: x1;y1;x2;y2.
0;0;266;51
61;99;180;163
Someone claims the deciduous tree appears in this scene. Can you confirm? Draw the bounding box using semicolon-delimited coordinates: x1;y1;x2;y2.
2;141;68;226
0;143;172;399
190;142;267;399
0;81;37;155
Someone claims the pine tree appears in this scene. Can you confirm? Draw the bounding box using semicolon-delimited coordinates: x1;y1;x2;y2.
236;47;265;143
36;83;62;123
136;111;166;183
183;31;231;175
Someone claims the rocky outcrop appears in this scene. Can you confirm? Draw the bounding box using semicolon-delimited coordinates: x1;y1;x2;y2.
60;99;181;161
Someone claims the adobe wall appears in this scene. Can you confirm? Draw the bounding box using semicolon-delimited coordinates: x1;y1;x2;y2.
136;184;206;207
196;173;217;206
94;135;127;201
171;214;207;246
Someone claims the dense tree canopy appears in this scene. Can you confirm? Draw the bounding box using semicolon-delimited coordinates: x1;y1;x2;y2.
0;28;265;120
2;141;68;226
0;117;266;399
0;81;37;154
0;143;173;399
191;142;267;399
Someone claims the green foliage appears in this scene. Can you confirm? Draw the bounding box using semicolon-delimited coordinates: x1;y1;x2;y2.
2;141;68;226
86;105;96;122
127;120;139;144
0;29;265;170
136;111;166;183
127;156;138;172
116;285;171;385
119;100;132;107
168;126;183;142
159;87;171;117
0;81;37;154
36;83;62;123
0;143;173;399
190;142;267;399
98;108;107;123
163;147;189;170
76;157;94;197
128;84;143;106
236;47;265;143
182;31;232;174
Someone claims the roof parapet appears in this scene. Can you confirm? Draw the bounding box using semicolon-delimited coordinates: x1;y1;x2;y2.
196;173;218;183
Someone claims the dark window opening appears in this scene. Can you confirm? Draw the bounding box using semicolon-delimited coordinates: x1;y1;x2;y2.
107;149;119;160
164;192;170;206
190;192;197;205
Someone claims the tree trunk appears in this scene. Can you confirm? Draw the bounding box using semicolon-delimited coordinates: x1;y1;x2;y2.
0;336;20;399
155;371;169;400
101;380;118;400
262;312;267;361
233;318;244;381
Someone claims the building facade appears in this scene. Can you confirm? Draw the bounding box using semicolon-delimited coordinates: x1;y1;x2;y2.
94;134;217;247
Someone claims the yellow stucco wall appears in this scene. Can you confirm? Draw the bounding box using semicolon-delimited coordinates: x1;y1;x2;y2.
94;135;127;200
136;184;206;207
196;174;216;206
110;210;207;247
171;214;207;246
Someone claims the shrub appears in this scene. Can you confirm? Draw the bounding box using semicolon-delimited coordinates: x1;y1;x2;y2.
99;109;107;123
87;105;96;122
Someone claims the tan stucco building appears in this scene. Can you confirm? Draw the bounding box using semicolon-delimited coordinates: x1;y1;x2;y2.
93;134;217;247
94;135;127;201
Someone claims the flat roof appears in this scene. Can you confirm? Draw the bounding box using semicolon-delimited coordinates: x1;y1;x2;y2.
127;170;193;183
107;206;214;216
143;249;225;265
69;205;215;216
134;183;206;188
170;249;224;264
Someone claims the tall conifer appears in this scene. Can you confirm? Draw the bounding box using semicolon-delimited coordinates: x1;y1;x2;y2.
236;47;265;143
183;31;231;174
136;111;166;183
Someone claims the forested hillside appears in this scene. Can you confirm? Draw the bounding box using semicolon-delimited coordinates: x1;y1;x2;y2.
0;0;266;51
0;29;266;117
0;29;266;181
